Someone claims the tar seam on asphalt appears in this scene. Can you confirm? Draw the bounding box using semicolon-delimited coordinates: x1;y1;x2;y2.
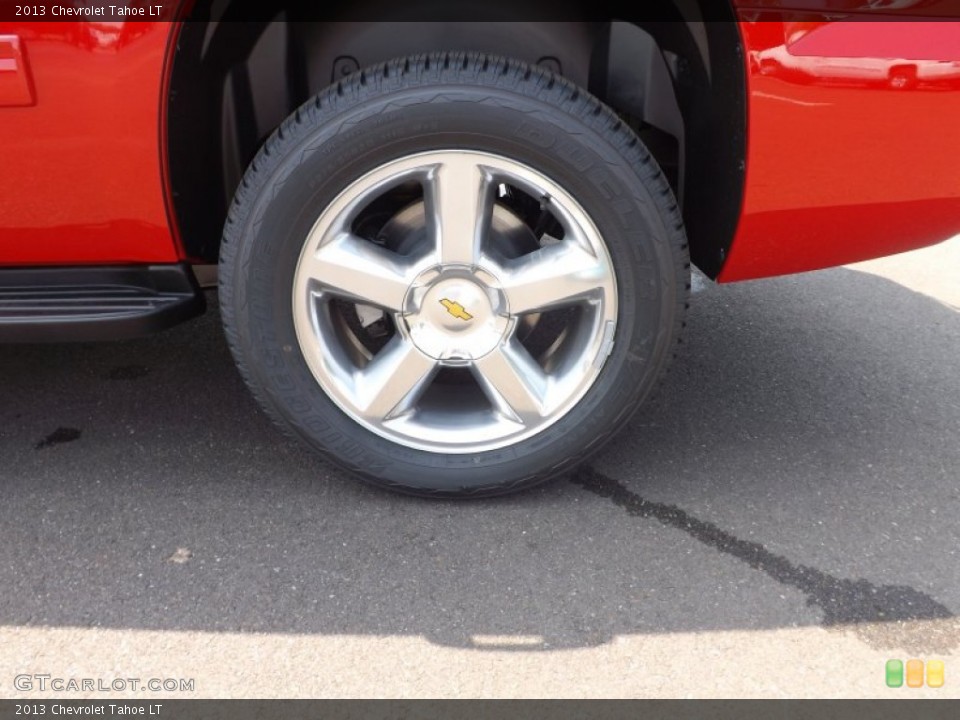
35;427;81;450
571;466;958;651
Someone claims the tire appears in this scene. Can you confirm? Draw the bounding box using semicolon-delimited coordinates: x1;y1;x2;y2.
219;52;689;498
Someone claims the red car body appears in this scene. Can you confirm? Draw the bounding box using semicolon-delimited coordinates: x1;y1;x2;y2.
727;16;960;281
1;10;958;288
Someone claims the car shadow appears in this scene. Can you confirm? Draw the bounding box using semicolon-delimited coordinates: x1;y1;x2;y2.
0;267;957;652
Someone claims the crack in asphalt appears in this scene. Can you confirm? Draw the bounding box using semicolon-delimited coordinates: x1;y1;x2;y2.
572;466;958;652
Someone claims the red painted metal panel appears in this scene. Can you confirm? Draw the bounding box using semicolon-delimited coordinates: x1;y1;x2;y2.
0;21;179;265
3;16;960;281
0;35;35;106
720;18;960;282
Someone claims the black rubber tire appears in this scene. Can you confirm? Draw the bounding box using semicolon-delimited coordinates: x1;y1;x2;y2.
219;52;689;498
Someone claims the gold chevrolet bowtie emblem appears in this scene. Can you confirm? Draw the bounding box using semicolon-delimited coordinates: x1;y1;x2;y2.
440;298;473;321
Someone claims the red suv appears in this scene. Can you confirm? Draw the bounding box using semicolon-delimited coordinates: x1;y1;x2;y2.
2;7;958;496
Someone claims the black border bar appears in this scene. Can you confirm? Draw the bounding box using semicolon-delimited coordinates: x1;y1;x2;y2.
4;0;960;22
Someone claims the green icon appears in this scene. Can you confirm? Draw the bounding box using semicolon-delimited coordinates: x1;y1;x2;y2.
887;659;904;688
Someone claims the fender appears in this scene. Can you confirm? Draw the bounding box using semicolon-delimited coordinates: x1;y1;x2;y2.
722;10;960;280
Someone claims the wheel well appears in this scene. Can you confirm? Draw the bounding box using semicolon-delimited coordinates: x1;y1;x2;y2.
166;5;745;278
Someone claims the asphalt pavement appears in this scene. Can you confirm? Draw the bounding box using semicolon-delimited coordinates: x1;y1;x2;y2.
1;239;958;698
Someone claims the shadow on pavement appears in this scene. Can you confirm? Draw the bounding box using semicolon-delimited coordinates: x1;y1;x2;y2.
0;267;957;651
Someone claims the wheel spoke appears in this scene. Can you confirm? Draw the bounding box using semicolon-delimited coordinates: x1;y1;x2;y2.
472;339;550;425
497;241;607;315
302;232;413;312
354;337;437;420
425;157;494;266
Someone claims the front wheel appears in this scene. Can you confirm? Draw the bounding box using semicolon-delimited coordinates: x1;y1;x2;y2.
219;53;689;497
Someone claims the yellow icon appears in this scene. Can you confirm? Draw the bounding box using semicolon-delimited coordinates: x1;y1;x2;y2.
927;660;945;688
440;298;473;321
906;659;924;688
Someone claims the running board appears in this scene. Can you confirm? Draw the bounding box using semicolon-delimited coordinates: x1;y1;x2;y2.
0;264;205;343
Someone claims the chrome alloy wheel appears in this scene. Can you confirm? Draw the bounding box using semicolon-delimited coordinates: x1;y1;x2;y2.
292;150;618;453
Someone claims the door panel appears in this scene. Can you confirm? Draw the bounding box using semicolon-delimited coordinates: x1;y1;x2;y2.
0;21;180;265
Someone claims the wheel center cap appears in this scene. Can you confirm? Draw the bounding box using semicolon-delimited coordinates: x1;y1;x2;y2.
403;267;510;362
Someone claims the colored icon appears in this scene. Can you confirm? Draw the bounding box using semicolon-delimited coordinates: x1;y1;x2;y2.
887;659;945;688
927;660;945;688
906;659;924;687
886;659;904;688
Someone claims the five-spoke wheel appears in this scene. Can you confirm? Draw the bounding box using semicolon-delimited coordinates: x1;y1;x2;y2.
292;151;617;453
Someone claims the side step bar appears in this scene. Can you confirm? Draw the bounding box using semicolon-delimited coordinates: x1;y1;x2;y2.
0;263;206;343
